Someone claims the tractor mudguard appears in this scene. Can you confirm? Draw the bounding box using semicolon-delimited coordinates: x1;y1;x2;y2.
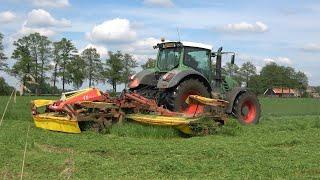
225;87;247;114
157;69;211;89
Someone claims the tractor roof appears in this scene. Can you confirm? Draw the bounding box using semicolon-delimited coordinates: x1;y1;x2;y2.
161;41;213;50
180;41;213;50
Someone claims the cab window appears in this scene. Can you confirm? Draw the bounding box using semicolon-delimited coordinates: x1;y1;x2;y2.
157;47;181;71
184;47;211;78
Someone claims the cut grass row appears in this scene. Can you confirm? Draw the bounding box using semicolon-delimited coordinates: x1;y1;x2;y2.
260;97;320;116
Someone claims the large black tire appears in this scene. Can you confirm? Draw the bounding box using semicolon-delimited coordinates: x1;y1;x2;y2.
233;91;261;124
166;79;210;115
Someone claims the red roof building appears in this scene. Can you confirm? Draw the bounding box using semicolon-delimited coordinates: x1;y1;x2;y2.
264;88;300;97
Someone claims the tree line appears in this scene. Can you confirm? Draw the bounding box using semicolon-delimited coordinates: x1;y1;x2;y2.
223;61;309;95
0;32;315;96
0;32;137;95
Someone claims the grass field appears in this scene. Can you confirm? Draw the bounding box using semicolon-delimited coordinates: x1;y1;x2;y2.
0;96;320;179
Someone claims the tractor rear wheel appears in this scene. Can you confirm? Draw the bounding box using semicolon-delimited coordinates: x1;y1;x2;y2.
234;91;261;124
170;79;210;116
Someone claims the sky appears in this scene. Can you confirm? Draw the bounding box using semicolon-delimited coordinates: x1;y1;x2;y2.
0;0;320;91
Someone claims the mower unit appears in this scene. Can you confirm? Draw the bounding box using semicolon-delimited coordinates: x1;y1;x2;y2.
31;88;229;135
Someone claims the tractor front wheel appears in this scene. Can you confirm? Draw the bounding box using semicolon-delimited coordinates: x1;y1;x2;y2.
171;79;210;116
234;91;261;124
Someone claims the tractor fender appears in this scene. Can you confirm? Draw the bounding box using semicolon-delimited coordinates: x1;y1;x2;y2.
157;69;211;90
128;69;157;88
225;87;248;114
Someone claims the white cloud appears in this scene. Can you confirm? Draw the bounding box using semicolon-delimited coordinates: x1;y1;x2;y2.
0;11;16;23
32;0;70;8
25;9;71;28
302;43;320;52
256;65;262;73
16;9;71;37
304;71;312;78
264;57;292;65
132;37;160;54
219;21;268;33
144;0;174;7
87;18;137;43
118;37;160;63
132;54;155;64
19;23;57;37
81;44;109;58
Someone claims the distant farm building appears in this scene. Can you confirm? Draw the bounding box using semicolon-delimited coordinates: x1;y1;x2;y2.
264;88;300;97
306;86;320;98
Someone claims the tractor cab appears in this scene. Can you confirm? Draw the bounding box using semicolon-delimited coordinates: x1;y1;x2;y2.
154;41;236;89
154;41;213;80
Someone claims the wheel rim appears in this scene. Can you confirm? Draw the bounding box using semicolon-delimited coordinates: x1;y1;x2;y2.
181;90;204;116
241;100;257;123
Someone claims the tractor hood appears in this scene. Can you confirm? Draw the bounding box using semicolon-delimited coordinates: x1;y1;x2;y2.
157;69;211;89
128;69;164;89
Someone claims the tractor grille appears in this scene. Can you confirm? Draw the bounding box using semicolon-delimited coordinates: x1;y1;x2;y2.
222;80;229;91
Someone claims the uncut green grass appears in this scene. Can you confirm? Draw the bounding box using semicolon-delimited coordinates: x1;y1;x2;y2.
0;96;319;179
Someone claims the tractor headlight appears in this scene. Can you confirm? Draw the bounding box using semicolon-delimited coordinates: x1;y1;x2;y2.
129;74;136;81
162;72;175;81
128;79;140;88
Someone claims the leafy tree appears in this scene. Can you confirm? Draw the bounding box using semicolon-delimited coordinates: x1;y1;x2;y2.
38;35;52;94
141;58;156;69
56;38;77;92
67;55;86;89
293;71;308;91
239;62;257;87
105;51;124;92
35;82;60;95
0;33;7;71
249;62;309;94
81;47;103;87
315;86;320;94
11;33;51;94
11;35;33;87
51;42;62;94
0;77;14;95
259;63;297;89
28;33;41;85
122;53;138;88
223;62;239;77
248;75;263;94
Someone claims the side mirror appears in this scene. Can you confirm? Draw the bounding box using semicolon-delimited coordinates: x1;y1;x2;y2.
231;54;235;64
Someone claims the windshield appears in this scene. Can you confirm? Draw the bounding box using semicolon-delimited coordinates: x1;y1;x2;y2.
184;47;211;79
157;47;182;71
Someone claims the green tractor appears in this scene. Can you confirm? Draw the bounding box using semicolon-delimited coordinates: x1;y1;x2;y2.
128;41;261;124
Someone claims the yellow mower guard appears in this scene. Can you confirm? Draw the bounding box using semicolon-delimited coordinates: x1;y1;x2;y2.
33;113;81;133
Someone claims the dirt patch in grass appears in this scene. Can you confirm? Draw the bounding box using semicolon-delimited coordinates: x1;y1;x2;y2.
34;142;74;154
59;158;75;179
269;139;301;148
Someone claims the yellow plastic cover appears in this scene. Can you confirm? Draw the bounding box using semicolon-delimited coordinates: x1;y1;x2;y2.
126;114;195;134
33;113;81;133
32;99;55;108
186;95;228;107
